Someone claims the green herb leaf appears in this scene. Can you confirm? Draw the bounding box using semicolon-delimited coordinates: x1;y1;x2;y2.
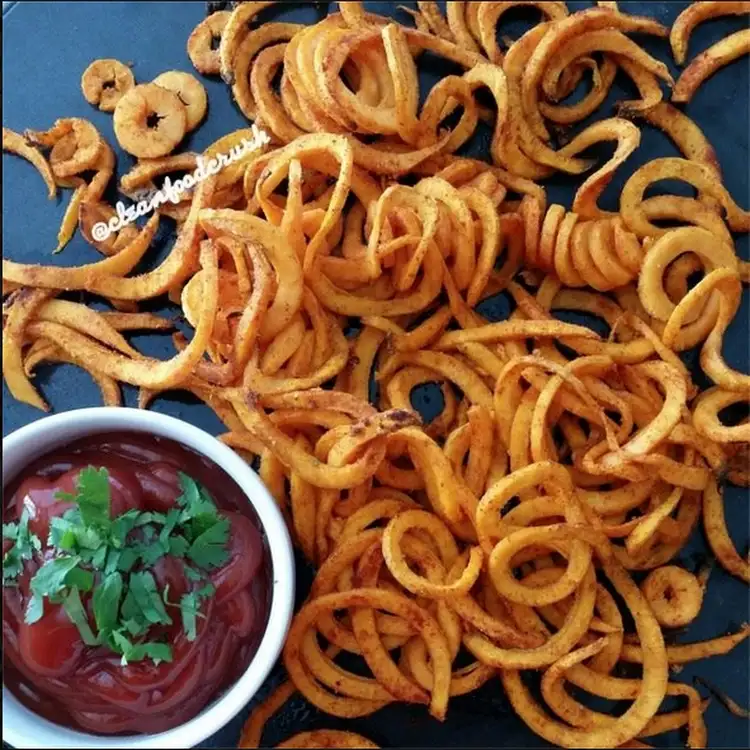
2;550;23;584
121;617;144;637
75;526;103;550
168;535;189;558
182;564;203;582
117;547;140;573
119;588;150;636
163;581;212;643
178;587;212;642
103;548;120;575
196;582;215;598
109;509;142;548
91;545;109;570
3;510;42;586
136;641;173;665
132;538;169;567
141;525;156;544
179;592;200;641
29;556;81;598
134;511;166;528
65;567;95;593
157;508;180;545
189;512;221;541
56;466;111;530
187;517;230;570
93;572;123;634
129;572;172;626
62;587;99;646
176;473;219;526
110;630;173;666
25;593;44;624
176;472;201;508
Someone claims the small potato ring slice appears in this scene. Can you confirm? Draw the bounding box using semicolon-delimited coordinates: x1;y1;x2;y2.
640;565;704;628
113;83;187;158
153;70;208;131
81;58;135;112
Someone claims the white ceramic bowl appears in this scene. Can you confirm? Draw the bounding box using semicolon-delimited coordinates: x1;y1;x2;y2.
2;407;295;749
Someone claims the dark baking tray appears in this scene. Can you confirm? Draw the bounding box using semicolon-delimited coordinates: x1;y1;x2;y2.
2;2;748;748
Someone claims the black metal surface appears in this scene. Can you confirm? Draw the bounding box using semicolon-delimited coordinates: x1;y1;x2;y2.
2;2;749;748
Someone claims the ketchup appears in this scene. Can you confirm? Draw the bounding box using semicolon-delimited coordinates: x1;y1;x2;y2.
2;432;271;735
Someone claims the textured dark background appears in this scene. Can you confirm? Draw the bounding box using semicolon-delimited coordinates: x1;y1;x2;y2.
2;1;749;748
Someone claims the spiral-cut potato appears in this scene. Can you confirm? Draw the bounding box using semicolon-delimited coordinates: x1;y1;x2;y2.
519;198;645;291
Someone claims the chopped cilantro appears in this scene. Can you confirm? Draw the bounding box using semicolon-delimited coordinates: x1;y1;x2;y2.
28;556;82;601
3;509;42;585
48;516;76;550
187;517;230;569
117;547;140;572
168;582;214;642
111;630;172;667
119;587;151;637
62;587;99;646
182;564;203;582
168;535;189;558
179;593;201;641
196;582;215;599
25;593;44;624
131;537;169;566
5;466;230;667
65;567;95;593
91;544;109;570
176;473;220;524
121;617;144;637
129;572;172;626
92;571;123;634
159;508;181;544
109;509;142;548
56;466;111;529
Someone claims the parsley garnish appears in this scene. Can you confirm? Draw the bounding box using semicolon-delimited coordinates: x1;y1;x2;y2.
28;555;84;605
187;516;230;569
56;466;112;529
62;587;99;646
164;581;215;642
129;571;173;626
92;571;123;634
3;509;42;585
3;466;231;667
110;631;173;667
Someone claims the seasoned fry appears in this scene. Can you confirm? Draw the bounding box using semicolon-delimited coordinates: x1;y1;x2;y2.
25;117;104;179
671;2;750;65
187;10;231;75
54;182;87;254
673;29;750;103
2;127;56;199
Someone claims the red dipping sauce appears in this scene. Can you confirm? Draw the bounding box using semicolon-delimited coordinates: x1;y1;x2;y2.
2;432;271;735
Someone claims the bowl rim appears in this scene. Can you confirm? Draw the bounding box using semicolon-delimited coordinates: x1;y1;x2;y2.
2;406;295;749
